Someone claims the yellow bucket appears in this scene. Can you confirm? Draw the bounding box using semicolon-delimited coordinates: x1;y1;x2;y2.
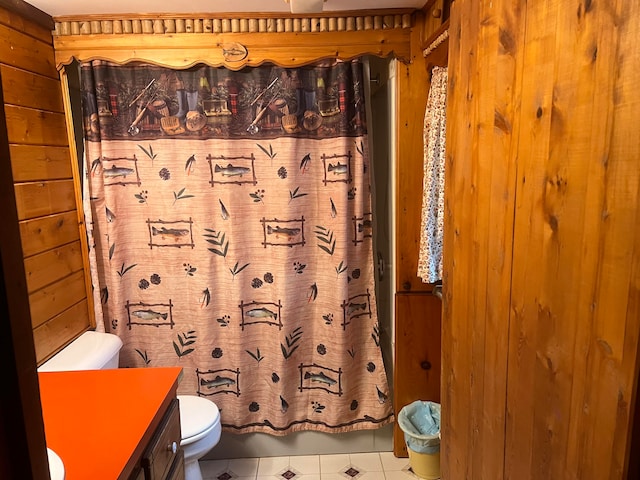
408;448;440;480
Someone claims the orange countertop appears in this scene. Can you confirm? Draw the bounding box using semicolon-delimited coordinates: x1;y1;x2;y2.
39;367;182;480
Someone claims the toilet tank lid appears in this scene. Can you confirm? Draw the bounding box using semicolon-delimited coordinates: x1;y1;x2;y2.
38;331;123;372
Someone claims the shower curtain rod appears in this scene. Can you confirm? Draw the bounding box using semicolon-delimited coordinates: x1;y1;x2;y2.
423;28;449;58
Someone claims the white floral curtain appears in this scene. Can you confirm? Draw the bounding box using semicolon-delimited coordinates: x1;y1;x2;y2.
418;66;448;283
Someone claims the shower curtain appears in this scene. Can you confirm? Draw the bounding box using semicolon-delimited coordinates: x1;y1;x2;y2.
81;59;393;435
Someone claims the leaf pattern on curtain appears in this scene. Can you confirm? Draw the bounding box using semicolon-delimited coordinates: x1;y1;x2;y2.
81;60;393;435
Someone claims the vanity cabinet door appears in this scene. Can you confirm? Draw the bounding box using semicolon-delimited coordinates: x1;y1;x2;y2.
131;467;146;480
142;398;182;480
165;450;185;480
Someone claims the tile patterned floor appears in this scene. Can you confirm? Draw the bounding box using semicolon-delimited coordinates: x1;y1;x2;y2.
200;452;430;480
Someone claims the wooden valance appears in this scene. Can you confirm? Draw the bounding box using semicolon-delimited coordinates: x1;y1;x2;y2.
52;10;414;70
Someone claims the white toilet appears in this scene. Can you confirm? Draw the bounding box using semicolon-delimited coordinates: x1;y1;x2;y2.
38;330;221;480
177;395;221;480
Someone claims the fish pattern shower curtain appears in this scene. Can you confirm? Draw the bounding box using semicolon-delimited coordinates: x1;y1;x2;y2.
81;59;393;434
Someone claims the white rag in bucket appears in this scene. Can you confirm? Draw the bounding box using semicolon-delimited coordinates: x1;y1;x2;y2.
398;400;441;454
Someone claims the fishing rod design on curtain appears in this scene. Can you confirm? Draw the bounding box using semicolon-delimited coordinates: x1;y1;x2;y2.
81;59;393;434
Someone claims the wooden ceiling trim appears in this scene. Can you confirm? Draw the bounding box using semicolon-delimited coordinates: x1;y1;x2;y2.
53;12;412;36
52;9;415;23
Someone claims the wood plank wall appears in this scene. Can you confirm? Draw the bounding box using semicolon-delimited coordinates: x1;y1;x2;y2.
443;0;640;478
0;5;92;365
506;0;640;477
0;58;49;480
392;6;446;456
442;0;522;477
395;13;435;295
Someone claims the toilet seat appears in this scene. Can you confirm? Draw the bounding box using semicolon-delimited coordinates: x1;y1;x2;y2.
177;395;220;445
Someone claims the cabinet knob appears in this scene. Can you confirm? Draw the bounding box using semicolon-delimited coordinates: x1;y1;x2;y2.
168;441;178;454
421;361;432;370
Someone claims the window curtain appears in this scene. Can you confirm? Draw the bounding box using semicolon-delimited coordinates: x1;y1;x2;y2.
418;66;448;283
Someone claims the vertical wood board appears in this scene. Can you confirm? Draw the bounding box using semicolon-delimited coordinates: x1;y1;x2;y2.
395;11;431;293
442;0;524;478
441;2;472;476
507;0;640;479
505;0;572;477
392;10;444;456
393;293;442;456
59;68;96;331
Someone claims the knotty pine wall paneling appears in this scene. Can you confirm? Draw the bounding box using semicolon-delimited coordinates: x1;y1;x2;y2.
443;0;640;478
394;292;441;457
506;0;640;478
442;0;524;477
393;7;444;456
395;9;432;295
0;2;65;478
0;4;93;365
0;64;49;480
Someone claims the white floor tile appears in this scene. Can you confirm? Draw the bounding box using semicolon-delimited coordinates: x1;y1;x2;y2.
257;455;290;476
290;455;321;474
203;451;430;480
357;472;386;480
228;457;259;477
319;454;350;475
349;453;383;471
379;452;411;471
200;459;229;479
397;470;423;479
318;474;344;480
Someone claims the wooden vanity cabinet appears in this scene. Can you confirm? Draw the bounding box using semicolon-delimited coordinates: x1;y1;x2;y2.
39;367;185;480
165;452;185;480
132;467;146;480
141;398;183;480
130;398;184;480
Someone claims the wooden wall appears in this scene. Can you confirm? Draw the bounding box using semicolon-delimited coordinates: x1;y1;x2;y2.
392;6;446;456
443;0;640;478
0;5;92;365
0;60;49;480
